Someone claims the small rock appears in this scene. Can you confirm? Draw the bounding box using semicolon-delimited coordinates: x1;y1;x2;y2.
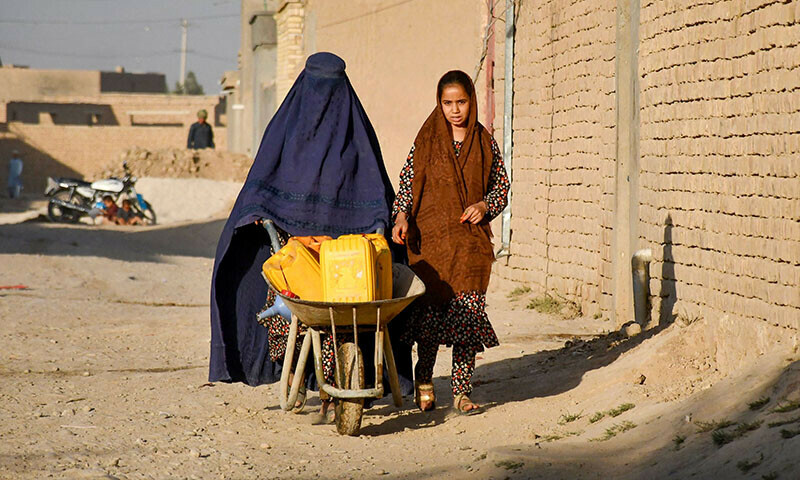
635;374;646;385
23;369;31;374
135;438;147;445
60;409;74;417
623;322;642;337
378;470;388;475
235;407;248;415
189;449;200;458
82;371;90;377
107;458;121;468
259;443;271;450
159;411;174;418
82;406;94;413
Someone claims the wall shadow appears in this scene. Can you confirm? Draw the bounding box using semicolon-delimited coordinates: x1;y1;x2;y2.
0;135;83;205
6;102;119;126
659;214;676;324
375;360;800;479
471;323;669;408
0;218;225;262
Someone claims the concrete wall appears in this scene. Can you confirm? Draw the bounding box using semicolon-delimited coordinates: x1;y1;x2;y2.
638;0;800;330
0;66;168;100
0;67;99;101
0;94;226;192
293;0;489;183
233;0;280;156
492;0;618;320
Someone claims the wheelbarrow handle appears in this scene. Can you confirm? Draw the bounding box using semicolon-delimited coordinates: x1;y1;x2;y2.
261;219;283;253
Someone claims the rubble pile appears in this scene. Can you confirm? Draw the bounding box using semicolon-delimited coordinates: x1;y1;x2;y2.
96;147;252;182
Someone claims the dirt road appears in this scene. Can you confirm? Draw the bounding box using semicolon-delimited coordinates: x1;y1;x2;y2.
1;184;798;479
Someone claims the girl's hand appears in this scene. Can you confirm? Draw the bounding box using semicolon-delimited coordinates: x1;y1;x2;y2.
460;201;487;224
392;213;409;244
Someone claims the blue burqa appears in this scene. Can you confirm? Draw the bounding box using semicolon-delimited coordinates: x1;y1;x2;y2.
209;52;412;393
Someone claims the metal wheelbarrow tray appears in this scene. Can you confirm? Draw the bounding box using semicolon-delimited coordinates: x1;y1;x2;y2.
270;263;425;436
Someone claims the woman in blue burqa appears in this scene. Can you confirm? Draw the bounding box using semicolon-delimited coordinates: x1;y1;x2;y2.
209;52;412;419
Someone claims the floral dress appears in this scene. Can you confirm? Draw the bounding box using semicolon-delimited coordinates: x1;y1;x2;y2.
258;228;337;388
392;137;510;396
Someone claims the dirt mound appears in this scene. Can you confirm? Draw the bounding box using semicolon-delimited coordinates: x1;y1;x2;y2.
95;147;252;182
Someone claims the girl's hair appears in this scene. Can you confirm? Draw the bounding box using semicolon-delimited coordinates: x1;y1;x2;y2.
437;70;474;100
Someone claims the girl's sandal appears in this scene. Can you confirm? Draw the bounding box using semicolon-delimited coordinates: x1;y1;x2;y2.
453;393;482;416
415;381;436;412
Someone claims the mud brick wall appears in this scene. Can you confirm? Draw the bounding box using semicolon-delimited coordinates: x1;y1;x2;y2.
0;94;226;192
493;0;617;318
638;0;800;330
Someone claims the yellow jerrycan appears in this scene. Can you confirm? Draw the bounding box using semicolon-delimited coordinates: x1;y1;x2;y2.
262;238;324;301
363;233;393;300
320;235;378;303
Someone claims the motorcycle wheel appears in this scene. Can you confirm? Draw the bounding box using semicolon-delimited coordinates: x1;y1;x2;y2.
47;190;85;223
139;201;157;225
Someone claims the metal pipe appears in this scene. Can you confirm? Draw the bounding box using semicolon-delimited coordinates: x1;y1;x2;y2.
632;249;653;326
49;198;93;214
321;384;384;400
261;219;282;253
497;0;515;258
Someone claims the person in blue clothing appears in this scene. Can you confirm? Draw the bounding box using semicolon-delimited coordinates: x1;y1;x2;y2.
7;150;23;199
208;52;413;421
187;109;214;149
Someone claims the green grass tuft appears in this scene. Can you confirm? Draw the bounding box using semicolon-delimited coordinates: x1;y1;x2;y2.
736;453;764;473
507;285;531;299
705;420;762;446
694;419;735;433
768;416;800;428
527;294;562;314
591;421;637;442
558;411;583;425
589;411;605;423
772;400;800;414
780;428;800;439
749;396;771;410
495;460;524;470
712;429;735;446
607;403;636;417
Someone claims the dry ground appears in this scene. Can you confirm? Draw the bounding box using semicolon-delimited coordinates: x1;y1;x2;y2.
0;179;798;479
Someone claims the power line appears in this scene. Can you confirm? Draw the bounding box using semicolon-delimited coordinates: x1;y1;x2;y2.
0;13;239;26
0;43;234;63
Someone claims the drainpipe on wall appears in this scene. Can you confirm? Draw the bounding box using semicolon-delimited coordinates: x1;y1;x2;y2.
497;0;515;258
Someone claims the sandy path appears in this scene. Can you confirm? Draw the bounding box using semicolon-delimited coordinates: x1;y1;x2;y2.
0;186;798;479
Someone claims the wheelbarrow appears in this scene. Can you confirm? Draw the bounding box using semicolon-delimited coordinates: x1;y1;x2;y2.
259;221;425;436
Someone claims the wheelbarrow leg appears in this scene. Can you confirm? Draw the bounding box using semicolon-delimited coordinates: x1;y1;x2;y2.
280;314;312;412
383;329;403;408
287;331;312;412
278;315;298;411
309;328;325;388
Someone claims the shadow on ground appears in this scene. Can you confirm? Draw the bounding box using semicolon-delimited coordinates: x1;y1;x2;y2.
381;360;800;479
0;218;225;262
472;323;669;408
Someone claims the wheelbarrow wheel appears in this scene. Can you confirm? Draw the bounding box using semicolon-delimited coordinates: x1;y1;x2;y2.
335;342;365;436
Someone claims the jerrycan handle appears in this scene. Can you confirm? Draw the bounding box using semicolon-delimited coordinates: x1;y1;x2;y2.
262;219;283;253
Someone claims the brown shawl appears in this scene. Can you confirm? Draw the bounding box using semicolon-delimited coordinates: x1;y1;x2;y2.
406;78;495;306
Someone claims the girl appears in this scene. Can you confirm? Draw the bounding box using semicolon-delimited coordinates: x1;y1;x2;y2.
392;70;509;415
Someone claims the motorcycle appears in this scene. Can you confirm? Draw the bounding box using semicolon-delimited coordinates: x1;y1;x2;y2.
45;162;157;225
